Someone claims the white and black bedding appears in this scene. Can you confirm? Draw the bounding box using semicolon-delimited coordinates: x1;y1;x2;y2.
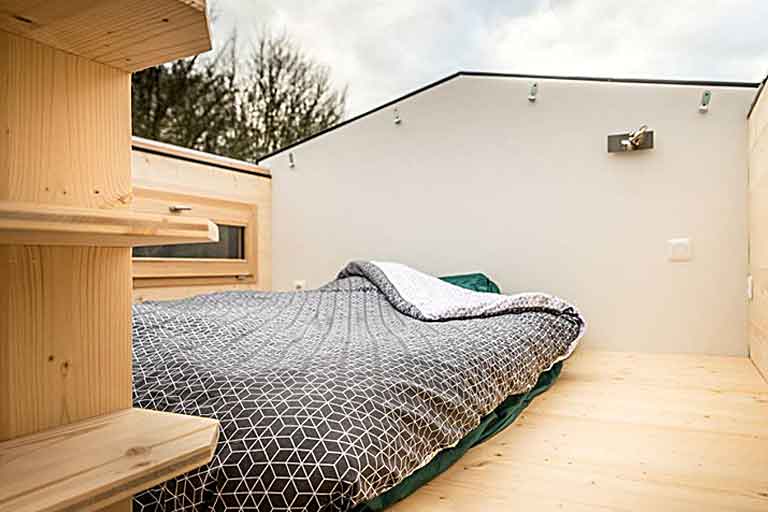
132;261;585;511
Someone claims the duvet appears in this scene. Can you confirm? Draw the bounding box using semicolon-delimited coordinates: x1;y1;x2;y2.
132;261;585;511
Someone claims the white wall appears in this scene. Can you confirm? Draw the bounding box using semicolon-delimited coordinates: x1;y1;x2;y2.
263;75;756;356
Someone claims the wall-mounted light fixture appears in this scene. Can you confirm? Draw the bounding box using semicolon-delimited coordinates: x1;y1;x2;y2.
393;108;402;125
288;152;296;168
607;125;654;153
699;90;712;113
528;82;538;102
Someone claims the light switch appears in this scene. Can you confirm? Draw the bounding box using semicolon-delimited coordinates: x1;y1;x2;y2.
667;238;692;262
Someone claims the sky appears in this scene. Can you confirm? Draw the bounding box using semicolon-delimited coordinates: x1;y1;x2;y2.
214;0;768;117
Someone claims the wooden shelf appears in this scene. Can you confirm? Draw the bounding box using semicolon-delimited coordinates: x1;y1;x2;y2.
0;201;219;247
0;0;211;72
0;408;218;512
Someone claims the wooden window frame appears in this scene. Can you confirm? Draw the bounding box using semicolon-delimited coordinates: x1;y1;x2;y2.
132;187;258;287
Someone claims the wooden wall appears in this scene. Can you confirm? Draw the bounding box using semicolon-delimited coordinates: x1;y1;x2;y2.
131;142;272;301
749;81;768;380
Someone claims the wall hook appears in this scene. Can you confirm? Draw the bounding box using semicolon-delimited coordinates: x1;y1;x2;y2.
528;82;538;102
393;108;402;125
699;90;712;113
288;152;295;168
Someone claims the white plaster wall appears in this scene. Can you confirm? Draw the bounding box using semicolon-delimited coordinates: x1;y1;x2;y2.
263;75;755;355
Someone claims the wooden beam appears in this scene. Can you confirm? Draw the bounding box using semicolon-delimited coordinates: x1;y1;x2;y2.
0;408;219;512
0;0;210;72
0;201;220;247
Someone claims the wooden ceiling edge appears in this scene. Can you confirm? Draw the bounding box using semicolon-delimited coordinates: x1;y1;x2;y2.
0;0;212;73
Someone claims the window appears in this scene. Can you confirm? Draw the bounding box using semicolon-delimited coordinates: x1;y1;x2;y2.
133;224;245;259
132;188;258;283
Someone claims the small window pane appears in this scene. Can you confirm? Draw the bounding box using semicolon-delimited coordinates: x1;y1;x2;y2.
133;224;244;259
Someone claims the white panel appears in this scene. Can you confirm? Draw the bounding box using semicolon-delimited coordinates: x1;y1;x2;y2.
264;76;753;356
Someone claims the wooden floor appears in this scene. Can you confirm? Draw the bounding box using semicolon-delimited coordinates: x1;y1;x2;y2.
390;350;768;512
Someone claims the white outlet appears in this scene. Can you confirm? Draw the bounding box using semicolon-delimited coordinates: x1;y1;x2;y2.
667;238;692;262
293;280;306;291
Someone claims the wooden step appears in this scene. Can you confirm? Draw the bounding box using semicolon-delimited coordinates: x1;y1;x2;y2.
0;408;219;512
0;201;219;247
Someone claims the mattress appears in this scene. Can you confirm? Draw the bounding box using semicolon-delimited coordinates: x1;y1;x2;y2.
132;261;585;511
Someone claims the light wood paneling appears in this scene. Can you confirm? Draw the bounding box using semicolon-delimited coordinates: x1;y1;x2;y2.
0;31;131;209
132;144;272;299
0;246;132;439
132;136;270;176
390;350;768;512
750;82;768;381
0;200;219;247
133;281;268;302
0;0;210;72
750;82;768;154
0;408;218;512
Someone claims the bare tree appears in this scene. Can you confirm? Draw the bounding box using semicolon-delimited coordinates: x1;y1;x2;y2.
240;31;347;157
131;29;346;162
132;35;253;157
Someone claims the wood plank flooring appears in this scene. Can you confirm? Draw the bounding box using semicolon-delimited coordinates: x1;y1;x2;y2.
390;350;768;512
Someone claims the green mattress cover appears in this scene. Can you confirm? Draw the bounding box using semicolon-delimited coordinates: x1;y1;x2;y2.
439;272;501;294
352;273;562;511
354;362;563;511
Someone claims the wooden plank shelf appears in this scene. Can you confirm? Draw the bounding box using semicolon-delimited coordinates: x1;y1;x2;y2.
0;408;219;512
0;0;211;72
0;201;219;247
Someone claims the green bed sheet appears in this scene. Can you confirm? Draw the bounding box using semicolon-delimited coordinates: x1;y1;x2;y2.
352;273;563;511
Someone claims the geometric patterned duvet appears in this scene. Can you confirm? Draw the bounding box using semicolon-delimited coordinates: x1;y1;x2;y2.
132;261;585;511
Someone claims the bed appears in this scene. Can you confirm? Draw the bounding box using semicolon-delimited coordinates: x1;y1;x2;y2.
132;261;585;511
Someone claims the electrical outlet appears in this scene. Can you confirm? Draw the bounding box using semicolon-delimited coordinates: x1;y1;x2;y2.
293;280;306;291
667;238;692;262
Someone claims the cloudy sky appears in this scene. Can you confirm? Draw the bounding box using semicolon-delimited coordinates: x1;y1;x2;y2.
214;0;768;117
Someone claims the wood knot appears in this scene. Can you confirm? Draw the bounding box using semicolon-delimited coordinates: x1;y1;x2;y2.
13;14;34;24
60;360;70;375
126;446;150;457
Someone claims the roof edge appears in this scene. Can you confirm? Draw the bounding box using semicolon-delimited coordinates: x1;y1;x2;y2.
258;72;462;163
747;74;768;119
132;136;271;178
258;71;761;163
